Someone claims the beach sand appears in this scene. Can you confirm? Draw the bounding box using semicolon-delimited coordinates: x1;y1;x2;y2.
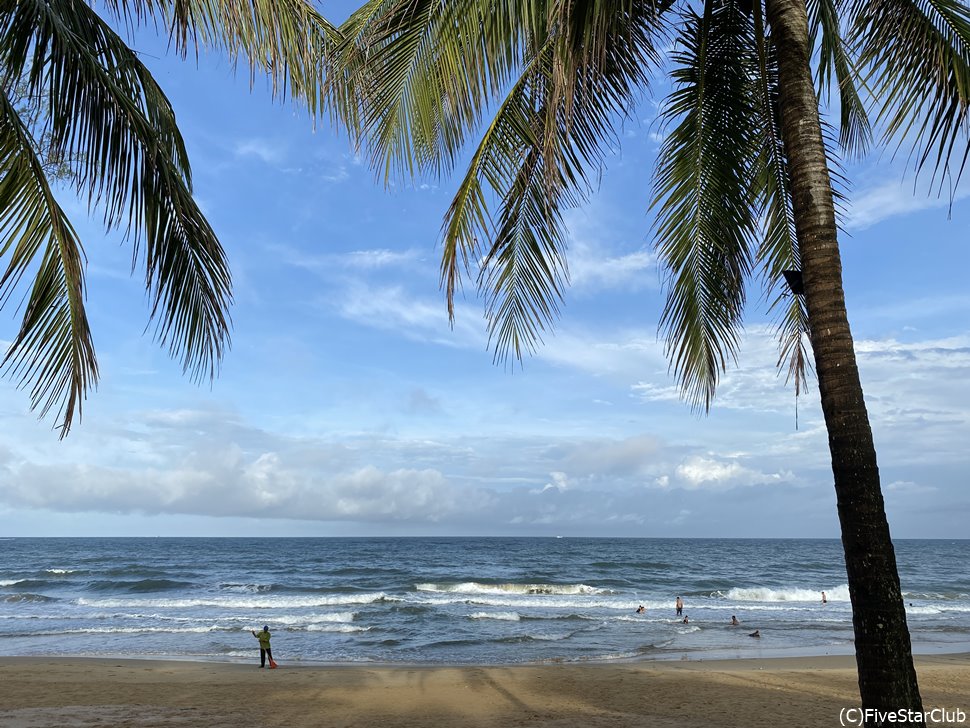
1;654;967;728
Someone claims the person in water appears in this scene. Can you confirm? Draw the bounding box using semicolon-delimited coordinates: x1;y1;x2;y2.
636;605;645;614
822;591;827;604
731;615;740;626
675;596;683;617
749;630;760;638
682;615;689;624
252;625;275;668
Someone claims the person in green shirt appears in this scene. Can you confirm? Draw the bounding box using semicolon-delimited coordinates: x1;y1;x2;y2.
251;625;275;668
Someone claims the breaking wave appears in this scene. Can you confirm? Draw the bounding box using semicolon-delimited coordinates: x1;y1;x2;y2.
415;582;607;596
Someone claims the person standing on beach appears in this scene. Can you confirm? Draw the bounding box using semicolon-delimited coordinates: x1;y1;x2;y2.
252;625;275;668
675;596;683;617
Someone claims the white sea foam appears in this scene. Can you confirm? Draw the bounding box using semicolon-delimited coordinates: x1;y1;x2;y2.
0;579;23;586
305;624;370;633
76;593;388;610
39;625;230;635
411;593;630;611
523;631;571;642
723;585;850;602
469;611;521;621
907;605;970;615
273;612;357;626
415;582;607;596
45;569;74;575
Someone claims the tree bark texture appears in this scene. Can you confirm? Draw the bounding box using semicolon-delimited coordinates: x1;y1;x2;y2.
763;0;924;723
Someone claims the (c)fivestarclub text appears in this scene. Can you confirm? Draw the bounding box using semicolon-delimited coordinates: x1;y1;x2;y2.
839;707;967;726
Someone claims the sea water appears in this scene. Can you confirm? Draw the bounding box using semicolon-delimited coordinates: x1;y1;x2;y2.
1;537;968;664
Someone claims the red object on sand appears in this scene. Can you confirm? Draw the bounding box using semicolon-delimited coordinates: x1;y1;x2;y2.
269;659;278;668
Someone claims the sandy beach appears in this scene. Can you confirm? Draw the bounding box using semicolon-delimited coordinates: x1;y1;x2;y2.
1;653;967;728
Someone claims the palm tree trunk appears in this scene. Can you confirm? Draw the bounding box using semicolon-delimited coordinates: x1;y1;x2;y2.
763;0;923;723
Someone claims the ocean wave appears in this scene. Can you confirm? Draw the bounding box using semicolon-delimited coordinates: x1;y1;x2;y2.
674;624;701;634
721;585;850;602
903;591;970;601
469;611;521;621
76;592;389;610
1;579;52;590
412;593;632;611
273;612;357;626
305;624;371;633
16;625;233;636
85;579;197;593
494;631;576;644
2;593;57;604
415;582;607;596
907;605;970;615
219;583;275;594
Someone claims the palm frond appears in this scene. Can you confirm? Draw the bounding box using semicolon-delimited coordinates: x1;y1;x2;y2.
0;89;96;437
849;0;970;189
0;0;232;431
749;11;810;393
652;0;761;411
480;136;571;363
327;1;669;363
98;0;338;113
439;50;545;324
477;2;668;363
443;40;575;363
808;0;873;155
542;0;668;193
326;0;532;182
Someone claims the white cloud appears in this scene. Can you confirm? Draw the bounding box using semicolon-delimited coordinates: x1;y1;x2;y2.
343;249;422;269
234;138;285;164
570;243;655;290
273;245;422;274
673;456;791;491
336;283;482;347
845;178;970;231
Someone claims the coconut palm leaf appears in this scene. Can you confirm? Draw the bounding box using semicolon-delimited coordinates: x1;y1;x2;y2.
326;0;667;362
98;0;338;111
472;4;666;362
652;0;761;410
438;43;551;326
850;0;970;188
0;0;232;434
748;9;810;393
808;0;873;155
0;89;95;436
326;0;537;182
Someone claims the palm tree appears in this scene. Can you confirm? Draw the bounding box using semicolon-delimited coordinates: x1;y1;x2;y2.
0;0;335;436
322;0;969;720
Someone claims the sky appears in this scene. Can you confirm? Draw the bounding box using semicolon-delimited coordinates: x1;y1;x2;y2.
1;3;968;539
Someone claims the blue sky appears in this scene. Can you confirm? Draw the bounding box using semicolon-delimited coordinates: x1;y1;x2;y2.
1;3;968;538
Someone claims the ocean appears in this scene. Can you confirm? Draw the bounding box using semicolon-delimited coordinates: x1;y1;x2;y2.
1;537;968;665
